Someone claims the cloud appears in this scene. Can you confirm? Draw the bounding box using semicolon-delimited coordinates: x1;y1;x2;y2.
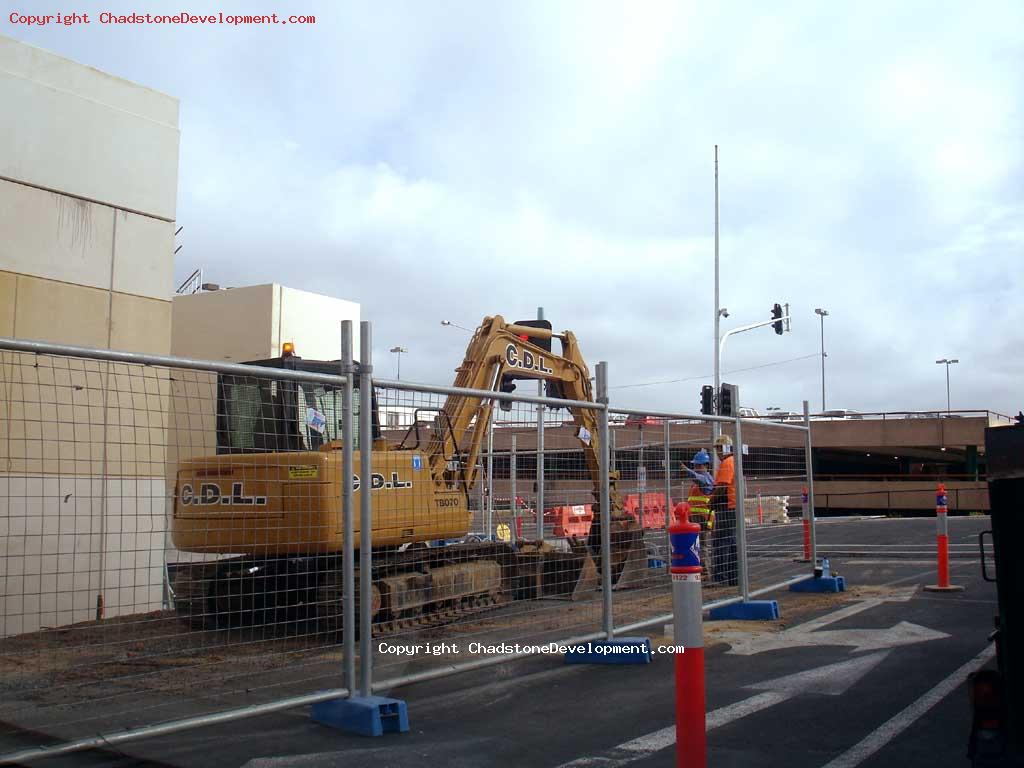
8;0;1023;415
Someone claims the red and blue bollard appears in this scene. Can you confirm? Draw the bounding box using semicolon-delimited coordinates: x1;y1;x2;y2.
924;482;963;592
670;515;706;768
801;486;812;561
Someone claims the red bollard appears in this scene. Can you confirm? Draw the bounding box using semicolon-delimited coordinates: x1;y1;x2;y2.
801;486;812;561
924;483;963;593
670;515;706;768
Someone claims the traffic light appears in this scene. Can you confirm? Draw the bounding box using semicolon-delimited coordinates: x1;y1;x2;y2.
498;374;516;411
719;382;739;417
511;319;553;353
700;385;714;415
772;303;784;335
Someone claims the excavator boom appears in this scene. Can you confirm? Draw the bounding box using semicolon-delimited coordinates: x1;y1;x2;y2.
420;315;645;587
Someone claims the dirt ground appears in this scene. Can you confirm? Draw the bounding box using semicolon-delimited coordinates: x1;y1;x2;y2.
0;579;871;720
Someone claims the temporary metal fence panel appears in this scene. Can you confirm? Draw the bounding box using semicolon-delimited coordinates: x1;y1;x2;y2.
369;379;608;687
0;338;356;753
736;411;815;593
598;408;816;635
0;331;820;762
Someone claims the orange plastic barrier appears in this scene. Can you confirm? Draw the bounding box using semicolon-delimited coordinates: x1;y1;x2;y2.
623;493;672;529
543;504;594;538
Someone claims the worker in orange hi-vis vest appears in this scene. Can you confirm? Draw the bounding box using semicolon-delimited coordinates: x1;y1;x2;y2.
709;434;738;587
683;449;714;577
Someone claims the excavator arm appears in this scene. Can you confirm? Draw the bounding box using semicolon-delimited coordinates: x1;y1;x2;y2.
424;315;621;512
419;316;647;588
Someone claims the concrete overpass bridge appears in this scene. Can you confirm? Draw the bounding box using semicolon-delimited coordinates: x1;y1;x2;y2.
426;410;1015;518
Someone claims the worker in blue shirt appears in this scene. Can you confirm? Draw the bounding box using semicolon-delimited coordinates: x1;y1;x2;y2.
682;448;715;577
683;449;715;495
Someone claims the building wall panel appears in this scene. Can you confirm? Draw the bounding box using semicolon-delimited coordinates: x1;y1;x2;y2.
0;271;14;336
0;36;178;127
0;40;179;220
112;209;174;301
110;293;171;354
0;181;114;292
277;285;361;360
14;275;111;348
170;284;276;361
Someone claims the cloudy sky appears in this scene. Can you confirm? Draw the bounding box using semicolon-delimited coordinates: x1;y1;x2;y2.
9;1;1023;416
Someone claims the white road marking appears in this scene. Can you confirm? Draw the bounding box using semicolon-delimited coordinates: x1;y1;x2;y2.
704;691;788;730
883;561;972;587
724;620;948;656
818;644;996;768
715;590;944;657
746;652;889;696
556;653;891;768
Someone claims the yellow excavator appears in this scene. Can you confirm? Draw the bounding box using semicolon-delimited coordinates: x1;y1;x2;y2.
169;315;648;632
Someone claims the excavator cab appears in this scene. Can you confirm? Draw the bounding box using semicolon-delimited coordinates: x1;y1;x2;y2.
215;354;381;455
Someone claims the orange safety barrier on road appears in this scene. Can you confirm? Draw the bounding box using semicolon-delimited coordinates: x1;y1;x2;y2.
543;504;594;538
623;493;673;529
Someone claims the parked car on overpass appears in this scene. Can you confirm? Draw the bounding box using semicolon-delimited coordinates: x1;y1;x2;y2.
766;409;802;421
821;409;864;419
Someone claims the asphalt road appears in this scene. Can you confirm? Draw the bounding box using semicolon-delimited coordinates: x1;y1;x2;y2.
1;517;998;768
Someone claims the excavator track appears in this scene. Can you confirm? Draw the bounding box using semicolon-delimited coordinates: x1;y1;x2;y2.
174;542;517;634
315;540;516;630
313;570;508;636
172;539;603;634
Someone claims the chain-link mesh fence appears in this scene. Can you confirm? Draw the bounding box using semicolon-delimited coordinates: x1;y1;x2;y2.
1;345;356;749
603;414;744;631
368;384;608;687
0;333;818;761
735;418;814;594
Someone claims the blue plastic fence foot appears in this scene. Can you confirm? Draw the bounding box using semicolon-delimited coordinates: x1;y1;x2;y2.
789;575;846;593
708;600;780;621
564;637;652;665
311;695;409;737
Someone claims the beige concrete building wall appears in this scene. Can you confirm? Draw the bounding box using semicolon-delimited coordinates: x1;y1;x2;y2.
170;284;278;361
170;284;361;362
0;35;179;219
0;35;179;636
276;285;361;361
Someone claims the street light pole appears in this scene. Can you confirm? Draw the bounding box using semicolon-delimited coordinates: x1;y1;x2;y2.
389;346;407;380
935;358;959;415
713;146;721;449
815;308;829;411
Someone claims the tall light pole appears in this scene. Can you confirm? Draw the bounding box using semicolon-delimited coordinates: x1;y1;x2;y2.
935;358;959;415
440;319;472;332
814;308;829;411
389;346;407;380
713;146;721;447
